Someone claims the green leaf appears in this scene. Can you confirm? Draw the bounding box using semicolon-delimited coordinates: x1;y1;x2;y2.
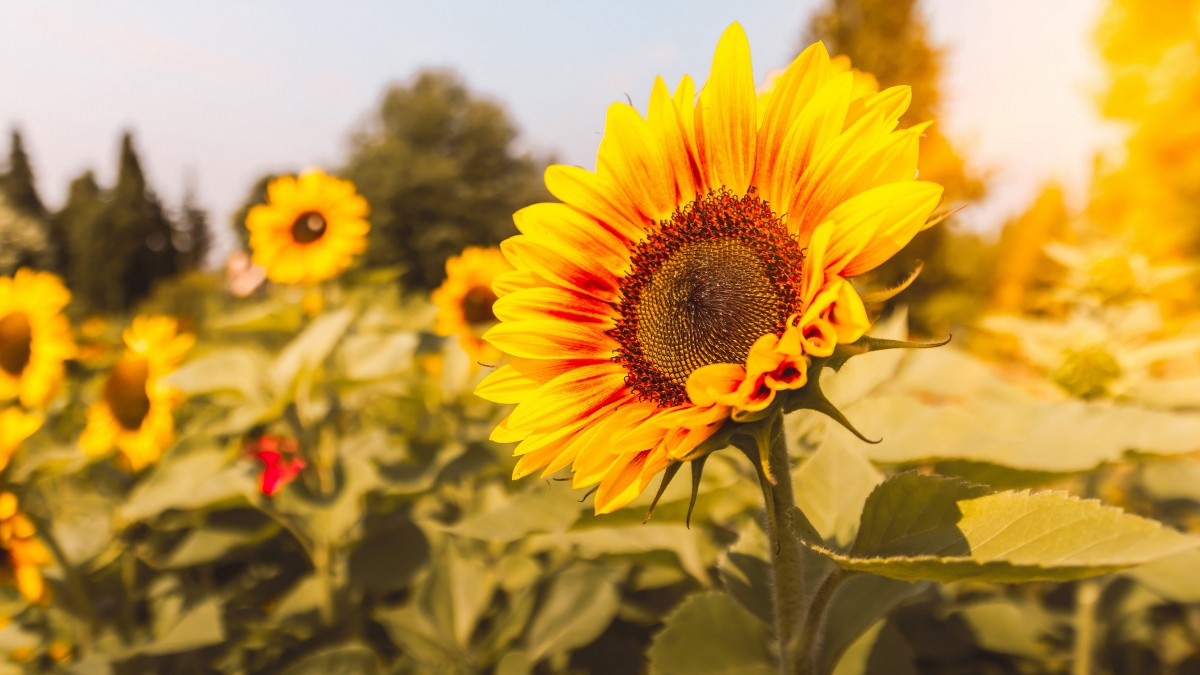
526;524;710;584
337;331;419;381
164;347;270;400
120;449;254;524
843;348;1200;472
819;574;926;674
271;307;355;396
1125;549;1200;603
140;598;225;655
525;564;621;661
281;644;379;675
159;524;276;568
802;472;1199;582
957;598;1053;658
646;591;774;675
793;436;883;547
445;488;584;543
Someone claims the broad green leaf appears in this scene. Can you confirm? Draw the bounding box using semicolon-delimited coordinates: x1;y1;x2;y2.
164;347;270;400
525;564;621;661
496;650;534;675
526;524;710;584
801;473;1199;582
338;331;419;381
348;515;430;595
272;575;324;620
958;598;1053;658
1125;549;1200;603
793;436;884;546
445;488;584;543
159;525;276;568
281;644;379;675
140;598;225;655
119;449;254;524
819;573;925;674
421;540;497;649
271;307;355;396
646;591;774;675
1139;456;1200;503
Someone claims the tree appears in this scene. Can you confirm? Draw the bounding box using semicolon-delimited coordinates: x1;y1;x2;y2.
57;170;104;293
175;182;212;271
341;69;551;290
0;195;51;275
72;133;180;312
1;129;46;218
805;0;988;335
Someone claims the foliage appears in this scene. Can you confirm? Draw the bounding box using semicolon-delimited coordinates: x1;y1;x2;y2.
341;69;551;290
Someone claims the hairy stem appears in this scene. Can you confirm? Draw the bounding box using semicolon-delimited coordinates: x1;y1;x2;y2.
798;569;848;675
1073;578;1101;675
749;415;806;674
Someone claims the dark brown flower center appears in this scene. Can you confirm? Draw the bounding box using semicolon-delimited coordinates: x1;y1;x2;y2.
104;357;152;431
291;211;328;244
0;312;33;377
610;189;806;407
461;285;498;325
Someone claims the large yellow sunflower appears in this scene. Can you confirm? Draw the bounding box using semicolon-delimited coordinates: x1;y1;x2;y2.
0;493;51;603
81;316;194;471
246;170;370;285
432;246;511;364
0;408;41;473
0;270;75;409
476;24;943;514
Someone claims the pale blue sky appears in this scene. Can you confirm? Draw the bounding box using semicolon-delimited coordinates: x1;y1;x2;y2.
2;1;1118;258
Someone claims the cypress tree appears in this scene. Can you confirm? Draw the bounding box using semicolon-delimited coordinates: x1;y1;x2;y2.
2;129;46;218
176;184;212;270
58;170;104;297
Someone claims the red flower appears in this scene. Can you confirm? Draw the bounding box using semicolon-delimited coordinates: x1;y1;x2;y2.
249;435;306;496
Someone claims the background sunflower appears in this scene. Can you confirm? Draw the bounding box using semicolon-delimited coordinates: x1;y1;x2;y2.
431;246;510;364
0;270;74;409
246;170;370;285
80;316;194;471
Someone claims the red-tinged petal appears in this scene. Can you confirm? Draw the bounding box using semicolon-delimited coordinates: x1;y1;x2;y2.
695;23;757;194
754;42;832;204
594;450;651;514
492;286;615;327
506;363;628;432
483;320;618;360
597;102;679;222
686;362;746;407
544;165;647;244
647;76;700;206
501;235;621;303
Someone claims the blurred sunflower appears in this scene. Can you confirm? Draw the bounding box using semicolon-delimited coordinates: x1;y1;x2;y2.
0;492;51;603
246;170;370;285
81;316;194;471
0;270;75;409
476;24;942;513
0;408;41;472
432;246;510;363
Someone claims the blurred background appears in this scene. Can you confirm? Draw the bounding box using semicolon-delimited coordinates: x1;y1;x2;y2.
3;0;1200;673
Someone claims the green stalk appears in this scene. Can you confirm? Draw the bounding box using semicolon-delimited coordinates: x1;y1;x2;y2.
1073;578;1101;675
747;414;806;674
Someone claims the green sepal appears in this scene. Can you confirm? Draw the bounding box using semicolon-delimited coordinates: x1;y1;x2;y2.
643;462;683;524
825;334;951;373
686;454;709;529
781;368;879;444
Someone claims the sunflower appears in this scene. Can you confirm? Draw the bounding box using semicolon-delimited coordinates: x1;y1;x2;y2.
81;316;194;471
432;246;511;363
476;24;943;514
0;270;75;409
0;408;41;473
246;170;370;285
0;493;51;603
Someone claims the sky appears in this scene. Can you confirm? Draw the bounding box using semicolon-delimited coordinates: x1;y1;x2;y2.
1;1;1122;260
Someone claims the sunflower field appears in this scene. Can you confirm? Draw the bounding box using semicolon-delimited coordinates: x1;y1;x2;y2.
4;2;1200;674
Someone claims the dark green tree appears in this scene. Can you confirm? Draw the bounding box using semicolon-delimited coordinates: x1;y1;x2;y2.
2;129;47;218
805;0;989;336
175;183;212;270
73;133;180;311
56;170;104;290
341;69;551;290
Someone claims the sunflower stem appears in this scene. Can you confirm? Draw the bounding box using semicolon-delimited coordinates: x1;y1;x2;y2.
751;413;806;674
